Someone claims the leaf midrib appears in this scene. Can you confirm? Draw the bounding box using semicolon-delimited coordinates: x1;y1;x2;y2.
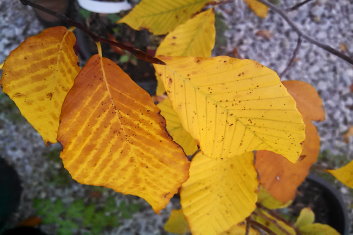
99;56;129;145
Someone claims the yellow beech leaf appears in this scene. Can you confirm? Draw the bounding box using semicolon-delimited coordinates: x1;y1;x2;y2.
294;208;315;228
180;152;258;235
155;9;215;95
158;98;198;155
156;9;215;57
58;54;190;213
299;224;340;235
164;209;190;234
243;0;268;18
0;26;80;143
327;160;353;188
155;56;305;162
119;0;211;35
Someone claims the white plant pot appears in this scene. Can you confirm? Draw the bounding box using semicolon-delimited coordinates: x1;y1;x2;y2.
77;0;131;14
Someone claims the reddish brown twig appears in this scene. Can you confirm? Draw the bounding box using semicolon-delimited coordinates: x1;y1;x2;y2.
280;36;302;77
258;0;353;65
286;0;314;12
20;0;165;65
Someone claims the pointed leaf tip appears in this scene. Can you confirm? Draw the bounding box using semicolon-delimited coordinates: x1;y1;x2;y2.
164;209;190;234
327;160;353;188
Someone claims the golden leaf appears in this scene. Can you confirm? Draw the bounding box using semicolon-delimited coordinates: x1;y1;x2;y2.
0;26;80;143
158;98;198;155
155;56;305;162
299;224;339;235
180;152;258;235
164;209;190;234
155;9;215;95
58;54;190;212
156;9;215;57
294;208;315;228
243;0;268;18
119;0;211;35
327;160;353;188
255;81;324;202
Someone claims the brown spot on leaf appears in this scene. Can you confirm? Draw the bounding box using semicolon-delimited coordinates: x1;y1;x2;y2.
46;92;53;100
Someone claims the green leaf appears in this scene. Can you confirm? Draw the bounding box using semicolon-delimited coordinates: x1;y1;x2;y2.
83;205;96;226
66;200;85;218
294;208;315;228
299;223;340;235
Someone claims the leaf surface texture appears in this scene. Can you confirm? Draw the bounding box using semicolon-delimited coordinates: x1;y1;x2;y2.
155;57;305;162
180;152;258;235
1;26;80;143
58;55;189;212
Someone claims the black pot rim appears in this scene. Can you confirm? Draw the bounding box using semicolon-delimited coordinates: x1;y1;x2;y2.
306;174;350;235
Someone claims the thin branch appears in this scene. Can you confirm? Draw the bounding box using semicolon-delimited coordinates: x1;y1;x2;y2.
256;204;302;235
20;0;165;65
286;0;314;12
253;210;292;235
206;0;233;6
189;149;201;161
245;218;250;235
280;36;302;77
257;0;353;65
247;218;276;235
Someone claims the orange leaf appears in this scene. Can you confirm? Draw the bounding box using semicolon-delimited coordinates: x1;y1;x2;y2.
282;80;325;121
343;126;353;143
256;119;319;202
58;54;189;212
1;27;80;143
255;81;324;203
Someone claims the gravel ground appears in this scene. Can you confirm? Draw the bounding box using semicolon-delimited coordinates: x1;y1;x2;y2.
0;0;352;234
